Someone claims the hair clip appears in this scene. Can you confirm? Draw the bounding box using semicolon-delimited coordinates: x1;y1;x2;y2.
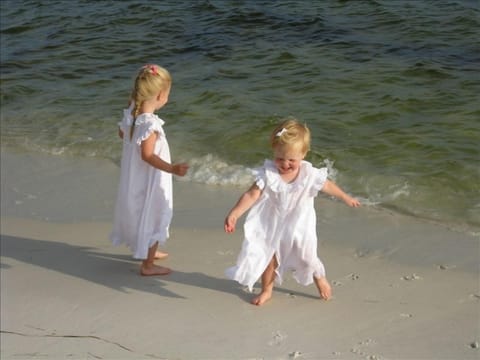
276;128;288;137
143;64;159;76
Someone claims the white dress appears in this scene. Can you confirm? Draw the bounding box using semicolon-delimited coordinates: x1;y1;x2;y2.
226;159;328;291
110;106;172;259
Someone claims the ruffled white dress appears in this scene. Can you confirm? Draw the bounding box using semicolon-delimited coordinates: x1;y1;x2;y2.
226;159;328;291
110;106;172;259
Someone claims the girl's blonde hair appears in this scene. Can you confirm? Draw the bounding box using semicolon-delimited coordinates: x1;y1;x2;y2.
129;64;172;139
271;119;311;155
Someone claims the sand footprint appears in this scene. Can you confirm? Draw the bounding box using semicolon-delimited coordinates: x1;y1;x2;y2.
289;350;302;358
437;264;456;270
268;330;287;346
390;313;413;323
458;293;480;304
401;273;421;281
350;339;383;359
332;273;360;287
349;273;360;280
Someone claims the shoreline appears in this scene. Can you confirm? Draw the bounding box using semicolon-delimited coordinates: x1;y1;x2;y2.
1;147;478;235
1;149;479;359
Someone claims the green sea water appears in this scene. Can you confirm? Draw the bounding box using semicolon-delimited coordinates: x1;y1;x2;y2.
1;0;479;231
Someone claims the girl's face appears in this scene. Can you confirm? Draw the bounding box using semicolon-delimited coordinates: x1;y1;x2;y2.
273;144;306;176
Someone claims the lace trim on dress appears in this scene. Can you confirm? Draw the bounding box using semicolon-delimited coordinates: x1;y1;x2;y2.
263;160;311;194
252;166;267;190
134;114;165;146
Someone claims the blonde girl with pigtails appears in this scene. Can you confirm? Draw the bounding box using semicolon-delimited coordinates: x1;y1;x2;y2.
111;64;188;276
225;119;360;305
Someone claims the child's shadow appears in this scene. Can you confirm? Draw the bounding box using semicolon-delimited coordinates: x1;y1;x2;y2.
1;234;316;303
0;234;251;301
162;269;253;303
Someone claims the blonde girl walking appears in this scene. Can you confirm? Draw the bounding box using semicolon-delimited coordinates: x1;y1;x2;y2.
111;64;188;276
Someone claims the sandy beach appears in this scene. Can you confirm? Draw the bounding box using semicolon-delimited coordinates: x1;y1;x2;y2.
1;149;479;359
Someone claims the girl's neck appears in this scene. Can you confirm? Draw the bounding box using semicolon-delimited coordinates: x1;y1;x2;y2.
139;102;156;115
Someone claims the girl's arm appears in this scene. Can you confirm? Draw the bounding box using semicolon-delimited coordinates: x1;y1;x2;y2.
141;132;189;176
224;183;262;233
321;180;361;207
118;128;124;139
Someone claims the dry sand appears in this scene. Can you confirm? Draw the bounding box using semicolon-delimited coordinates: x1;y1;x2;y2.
1;149;479;359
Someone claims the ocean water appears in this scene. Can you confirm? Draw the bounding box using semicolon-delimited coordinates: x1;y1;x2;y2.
1;0;479;232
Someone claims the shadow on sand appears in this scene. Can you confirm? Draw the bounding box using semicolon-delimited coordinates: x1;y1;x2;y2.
1;234;317;303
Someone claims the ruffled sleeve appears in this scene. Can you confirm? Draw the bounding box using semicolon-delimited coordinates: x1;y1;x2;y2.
252;164;267;190
132;114;165;146
309;166;328;197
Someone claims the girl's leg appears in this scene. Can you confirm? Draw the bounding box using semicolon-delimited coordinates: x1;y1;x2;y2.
252;256;278;306
140;242;171;276
314;276;332;300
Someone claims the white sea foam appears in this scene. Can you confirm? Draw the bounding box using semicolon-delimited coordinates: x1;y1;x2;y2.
181;154;342;188
181;154;255;187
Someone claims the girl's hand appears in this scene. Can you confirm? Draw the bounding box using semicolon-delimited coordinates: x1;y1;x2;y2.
172;163;189;177
344;196;361;207
224;215;237;233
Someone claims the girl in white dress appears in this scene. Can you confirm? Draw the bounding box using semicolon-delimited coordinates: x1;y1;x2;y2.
225;119;360;305
111;64;189;276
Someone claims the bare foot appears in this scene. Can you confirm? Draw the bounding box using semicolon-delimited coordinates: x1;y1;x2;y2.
251;290;273;306
140;264;171;276
314;276;332;300
154;251;169;260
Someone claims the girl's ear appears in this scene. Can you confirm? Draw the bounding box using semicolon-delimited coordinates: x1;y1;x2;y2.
159;90;169;102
